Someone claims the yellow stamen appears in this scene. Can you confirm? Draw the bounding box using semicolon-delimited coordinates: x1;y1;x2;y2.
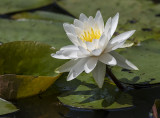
80;28;101;42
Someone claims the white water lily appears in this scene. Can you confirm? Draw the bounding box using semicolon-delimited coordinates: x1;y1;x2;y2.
51;11;138;88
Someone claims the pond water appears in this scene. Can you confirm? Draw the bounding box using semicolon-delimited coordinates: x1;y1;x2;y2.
1;85;159;118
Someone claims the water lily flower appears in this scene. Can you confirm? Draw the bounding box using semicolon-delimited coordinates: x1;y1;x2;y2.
52;11;138;88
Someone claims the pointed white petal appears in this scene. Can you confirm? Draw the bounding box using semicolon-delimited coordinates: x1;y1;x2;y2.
92;61;106;88
60;45;78;50
110;30;136;44
51;53;69;59
111;13;119;36
67;58;87;81
66;33;79;46
63;23;76;35
84;57;98;73
74;19;84;29
79;13;88;22
99;33;108;49
57;59;79;73
110;51;138;70
104;17;112;35
95;10;104;32
88;16;95;27
92;49;102;56
99;53;117;66
62;50;79;58
92;39;99;48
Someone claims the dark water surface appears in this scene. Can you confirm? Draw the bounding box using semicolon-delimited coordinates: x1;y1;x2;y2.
1;85;159;118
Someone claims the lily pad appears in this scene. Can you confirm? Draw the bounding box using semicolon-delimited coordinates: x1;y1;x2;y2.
0;98;18;115
0;0;55;14
12;11;74;23
56;73;133;110
57;0;160;42
0;19;71;49
0;41;66;99
111;39;160;85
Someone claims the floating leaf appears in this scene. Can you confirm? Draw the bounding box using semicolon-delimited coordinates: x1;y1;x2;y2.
57;73;133;110
0;98;18;115
0;0;55;14
0;19;71;49
12;11;74;23
111;39;160;85
57;0;160;42
0;41;66;99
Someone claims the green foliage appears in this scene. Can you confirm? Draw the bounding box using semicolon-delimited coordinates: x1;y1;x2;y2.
0;19;72;49
56;73;133;110
0;0;55;14
0;41;66;99
12;11;74;23
112;39;160;85
0;98;18;115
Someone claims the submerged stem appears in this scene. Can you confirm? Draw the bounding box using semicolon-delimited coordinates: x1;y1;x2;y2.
106;66;125;90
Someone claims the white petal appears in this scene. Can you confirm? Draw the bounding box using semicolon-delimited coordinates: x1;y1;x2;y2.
62;50;79;58
86;42;95;51
63;23;76;35
104;17;111;35
99;33;108;49
60;45;78;51
79;13;88;22
67;58;87;81
95;10;104;32
92;39;99;48
110;51;138;70
92;61;106;88
84;57;98;73
77;37;87;48
75;27;83;36
111;13;119;36
110;30;136;44
51;53;69;59
99;53;117;66
78;46;90;55
91;49;102;56
74;19;84;29
57;59;79;73
66;33;79;46
88;16;95;27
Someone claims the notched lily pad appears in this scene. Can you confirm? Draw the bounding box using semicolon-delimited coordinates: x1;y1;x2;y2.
56;73;133;110
0;41;66;99
112;39;160;85
0;98;18;115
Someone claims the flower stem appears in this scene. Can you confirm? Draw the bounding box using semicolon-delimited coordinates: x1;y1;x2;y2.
106;66;125;90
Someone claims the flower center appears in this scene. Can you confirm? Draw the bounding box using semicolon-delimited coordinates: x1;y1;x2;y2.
79;28;101;42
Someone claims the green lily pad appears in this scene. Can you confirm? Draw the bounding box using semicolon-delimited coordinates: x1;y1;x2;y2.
0;19;71;49
111;39;160;85
0;98;18;115
0;41;66;99
57;0;160;42
0;0;55;14
12;11;74;23
57;73;133;110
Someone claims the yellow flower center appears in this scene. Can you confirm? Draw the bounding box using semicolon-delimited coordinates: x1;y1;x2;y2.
80;28;101;42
